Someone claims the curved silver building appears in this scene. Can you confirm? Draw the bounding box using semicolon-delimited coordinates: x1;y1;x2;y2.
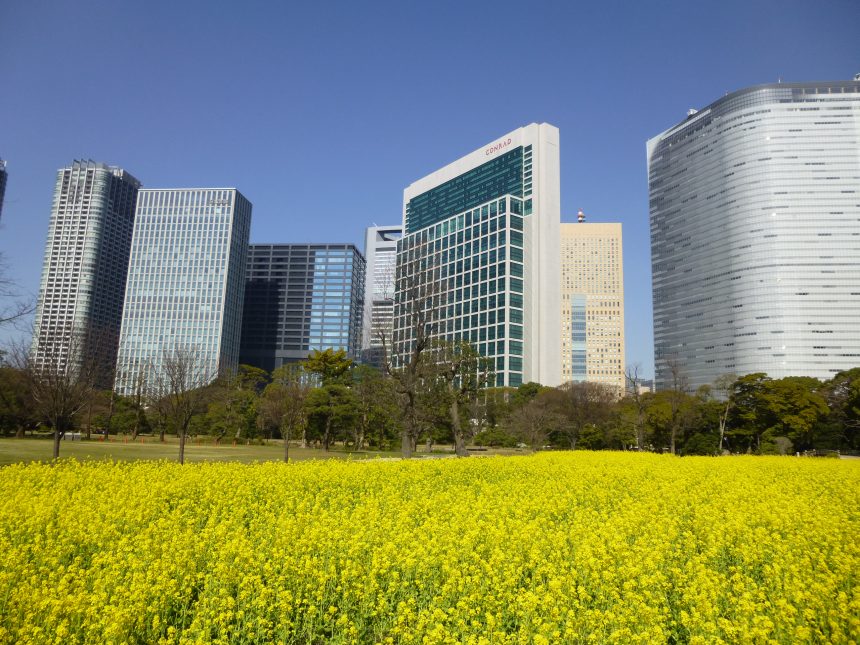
648;77;860;390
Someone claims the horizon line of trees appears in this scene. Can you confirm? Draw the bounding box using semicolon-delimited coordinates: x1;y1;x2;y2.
1;334;858;462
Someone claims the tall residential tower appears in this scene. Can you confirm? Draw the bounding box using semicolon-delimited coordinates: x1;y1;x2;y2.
560;215;625;393
239;243;365;372
395;123;561;387
115;188;252;394
32;160;140;378
648;77;860;390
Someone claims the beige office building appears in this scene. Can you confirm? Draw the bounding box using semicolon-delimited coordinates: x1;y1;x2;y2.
560;218;625;392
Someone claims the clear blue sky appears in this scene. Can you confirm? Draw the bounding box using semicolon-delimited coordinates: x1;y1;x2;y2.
1;0;857;376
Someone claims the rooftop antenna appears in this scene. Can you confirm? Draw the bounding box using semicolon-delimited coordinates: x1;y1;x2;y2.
577;209;586;223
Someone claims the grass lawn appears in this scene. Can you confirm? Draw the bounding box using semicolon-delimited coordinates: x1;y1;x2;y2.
0;436;403;466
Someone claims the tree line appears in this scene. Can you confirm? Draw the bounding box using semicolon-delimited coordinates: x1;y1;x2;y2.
1;336;858;461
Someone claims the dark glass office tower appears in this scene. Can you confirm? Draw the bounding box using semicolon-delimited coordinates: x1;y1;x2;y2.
239;244;366;373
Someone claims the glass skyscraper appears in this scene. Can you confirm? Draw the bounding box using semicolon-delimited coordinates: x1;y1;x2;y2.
115;188;252;394
239;244;365;373
395;123;562;387
648;78;860;390
32;160;140;380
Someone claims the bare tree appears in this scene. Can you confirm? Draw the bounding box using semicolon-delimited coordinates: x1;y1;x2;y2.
0;253;35;330
380;259;440;459
259;363;310;462
625;364;648;450
146;367;171;443
118;361;151;440
13;330;100;460
361;238;398;367
713;373;737;455
508;394;565;450
553;381;616;449
666;357;691;455
157;345;216;464
434;340;494;457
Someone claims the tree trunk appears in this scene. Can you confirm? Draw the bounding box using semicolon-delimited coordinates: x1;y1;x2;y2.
159;426;166;442
401;391;417;459
85;401;92;440
670;426;677;455
283;424;290;463
179;430;187;465
358;412;368;450
718;401;731;455
131;408;142;440
453;432;468;457
401;431;413;458
450;400;468;457
52;427;61;461
106;393;115;438
323;416;331;451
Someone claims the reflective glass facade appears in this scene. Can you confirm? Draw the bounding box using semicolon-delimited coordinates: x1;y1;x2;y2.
569;294;587;381
239;244;365;373
115;189;252;394
32;160;140;379
405;147;524;234
648;80;860;390
398;124;562;386
395;195;526;387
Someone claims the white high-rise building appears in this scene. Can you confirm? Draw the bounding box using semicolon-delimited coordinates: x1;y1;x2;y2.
115;188;252;394
394;123;561;387
32;160;140;380
362;225;402;366
560;217;625;393
648;77;860;390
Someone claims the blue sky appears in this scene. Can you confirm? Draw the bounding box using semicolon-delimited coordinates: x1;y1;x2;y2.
1;0;857;376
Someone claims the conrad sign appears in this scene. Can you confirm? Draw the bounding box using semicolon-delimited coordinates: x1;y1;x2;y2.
485;137;513;156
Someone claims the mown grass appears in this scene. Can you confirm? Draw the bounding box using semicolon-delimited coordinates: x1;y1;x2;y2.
0;436;401;466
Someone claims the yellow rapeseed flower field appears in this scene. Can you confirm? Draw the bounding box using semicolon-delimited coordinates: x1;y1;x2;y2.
0;453;857;644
